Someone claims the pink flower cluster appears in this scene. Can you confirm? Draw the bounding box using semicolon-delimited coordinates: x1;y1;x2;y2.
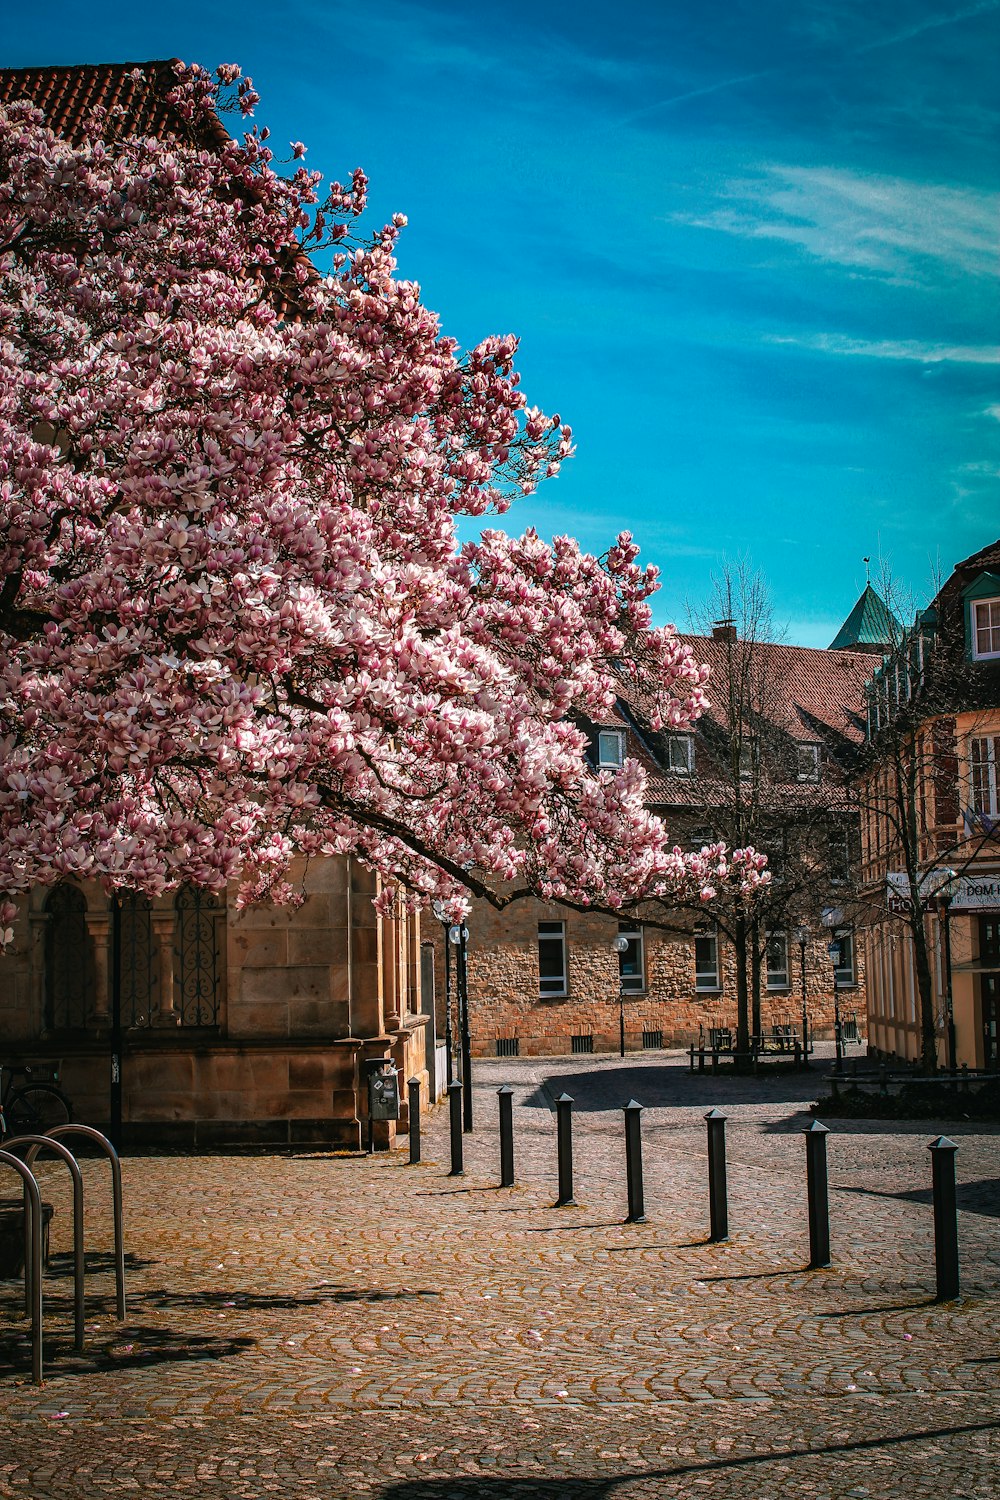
0;64;761;936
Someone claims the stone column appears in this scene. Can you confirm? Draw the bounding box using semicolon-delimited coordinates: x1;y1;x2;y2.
151;914;177;1022
87;912;111;1022
28;911;50;1033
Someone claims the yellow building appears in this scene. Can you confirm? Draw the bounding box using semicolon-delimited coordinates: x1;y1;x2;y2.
859;540;1000;1070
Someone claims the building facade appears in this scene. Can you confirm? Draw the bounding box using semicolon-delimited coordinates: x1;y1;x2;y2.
859;540;1000;1069
443;618;878;1059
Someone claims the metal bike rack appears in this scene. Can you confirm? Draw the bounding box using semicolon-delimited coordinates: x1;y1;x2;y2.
0;1149;44;1384
46;1124;126;1320
13;1135;86;1351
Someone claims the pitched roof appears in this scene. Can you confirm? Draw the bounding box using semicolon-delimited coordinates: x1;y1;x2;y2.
0;60;231;151
828;584;900;652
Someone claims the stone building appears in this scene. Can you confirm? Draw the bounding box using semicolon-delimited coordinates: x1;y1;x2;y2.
0;61;433;1146
859;539;1000;1068
444;611;884;1059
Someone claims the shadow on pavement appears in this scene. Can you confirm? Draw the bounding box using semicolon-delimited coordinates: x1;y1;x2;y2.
377;1418;1000;1499
839;1176;1000;1220
137;1284;439;1310
518;1065;826;1113
0;1321;255;1378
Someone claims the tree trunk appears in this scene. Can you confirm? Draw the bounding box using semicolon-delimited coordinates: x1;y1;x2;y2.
750;918;762;1045
734;915;751;1063
912;905;939;1073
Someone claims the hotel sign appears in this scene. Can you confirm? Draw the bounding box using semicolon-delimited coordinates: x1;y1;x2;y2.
887;871;1000;912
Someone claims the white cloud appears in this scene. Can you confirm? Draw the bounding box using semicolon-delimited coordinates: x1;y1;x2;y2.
765;333;1000;363
676;164;1000;282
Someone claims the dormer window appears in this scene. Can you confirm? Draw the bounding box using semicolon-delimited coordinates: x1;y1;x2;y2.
666;733;694;775
973;598;1000;660
597;730;625;768
737;739;757;779
797;743;821;783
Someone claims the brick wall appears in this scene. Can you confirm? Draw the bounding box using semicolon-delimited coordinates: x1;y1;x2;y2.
433;898;866;1057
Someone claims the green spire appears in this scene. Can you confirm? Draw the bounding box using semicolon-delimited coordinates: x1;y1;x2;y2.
829;585;900;652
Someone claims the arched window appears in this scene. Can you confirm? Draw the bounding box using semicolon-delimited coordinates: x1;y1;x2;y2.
44;883;95;1032
121;891;155;1028
173;886;221;1027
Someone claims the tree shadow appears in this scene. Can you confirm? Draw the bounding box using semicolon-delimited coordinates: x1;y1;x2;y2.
0;1322;256;1378
376;1418;1000;1499
138;1284;440;1310
46;1250;157;1275
519;1065;827;1114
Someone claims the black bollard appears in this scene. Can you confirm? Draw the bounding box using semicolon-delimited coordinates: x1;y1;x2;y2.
928;1136;960;1302
498;1084;515;1188
448;1080;464;1176
555;1093;575;1207
698;1044;706;1073
804;1120;831;1269
407;1077;421;1165
624;1100;646;1223
705;1108;728;1242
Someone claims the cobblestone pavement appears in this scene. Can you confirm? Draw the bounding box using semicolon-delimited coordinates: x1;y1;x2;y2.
2;1048;999;1498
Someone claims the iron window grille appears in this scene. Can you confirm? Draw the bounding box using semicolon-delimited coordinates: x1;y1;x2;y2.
571;1034;594;1054
44;882;94;1032
121;891;155;1028
174;885;221;1026
495;1037;520;1058
642;1029;663;1050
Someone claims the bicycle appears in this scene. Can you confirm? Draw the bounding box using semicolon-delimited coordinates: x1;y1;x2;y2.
0;1063;72;1142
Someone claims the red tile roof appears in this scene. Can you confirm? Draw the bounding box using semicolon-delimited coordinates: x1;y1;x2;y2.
0;60;231;151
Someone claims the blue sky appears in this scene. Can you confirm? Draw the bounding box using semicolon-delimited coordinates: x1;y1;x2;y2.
5;0;999;644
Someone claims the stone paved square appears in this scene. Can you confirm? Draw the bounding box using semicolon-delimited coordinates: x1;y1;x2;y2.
2;1050;999;1498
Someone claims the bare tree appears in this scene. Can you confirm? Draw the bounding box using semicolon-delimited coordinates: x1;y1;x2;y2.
848;554;1000;1072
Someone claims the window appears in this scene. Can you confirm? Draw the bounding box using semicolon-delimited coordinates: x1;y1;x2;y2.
828;826;851;885
737;739;756;779
797;743;821;782
765;932;789;989
973;599;1000;660
689;825;715;851
666;733;694;775
695;927;720;991
617;922;645;993
970;735;1000;817
571;1033;594;1053
831;928;856;988
597;730;625;768
538;921;567;996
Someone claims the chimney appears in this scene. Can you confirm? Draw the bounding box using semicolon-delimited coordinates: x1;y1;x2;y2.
712;619;737;641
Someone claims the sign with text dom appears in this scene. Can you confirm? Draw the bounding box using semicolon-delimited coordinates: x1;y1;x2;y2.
887;871;1000;913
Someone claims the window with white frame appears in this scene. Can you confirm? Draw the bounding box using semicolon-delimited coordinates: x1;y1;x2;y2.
797;743;821;782
831;927;856;988
597;730;625;768
537;921;568;996
737;739;756;779
765;931;789;989
689;825;715;851
694;927;720;991
972;599;1000;660
617;922;645;992
970;735;1000;817
666;733;694;775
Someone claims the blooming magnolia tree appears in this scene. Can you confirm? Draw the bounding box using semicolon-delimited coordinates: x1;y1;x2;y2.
0;63;767;943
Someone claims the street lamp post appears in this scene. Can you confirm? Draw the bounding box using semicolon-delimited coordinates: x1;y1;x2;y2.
821;907;844;1073
612;934;630;1057
794;925;810;1063
450;922;473;1132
